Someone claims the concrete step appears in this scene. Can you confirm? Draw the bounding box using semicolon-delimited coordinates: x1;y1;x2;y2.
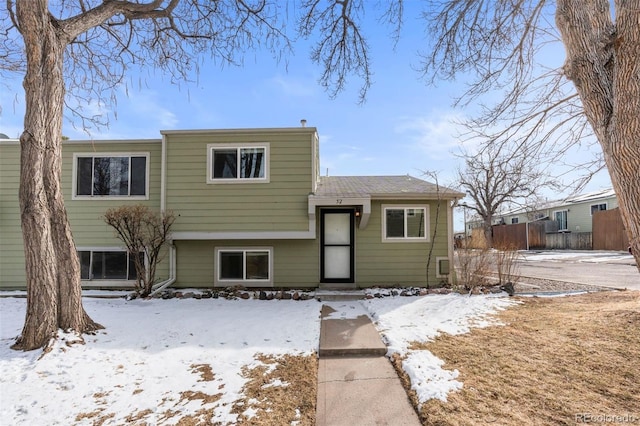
315;289;365;301
319;304;387;357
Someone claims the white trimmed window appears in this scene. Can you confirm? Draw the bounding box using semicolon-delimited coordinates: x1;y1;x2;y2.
554;210;568;231
78;250;142;280
215;247;273;286
590;203;607;215
382;205;429;242
207;143;269;183
74;153;149;198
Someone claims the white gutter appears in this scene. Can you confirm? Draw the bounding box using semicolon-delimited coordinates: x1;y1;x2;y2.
150;244;176;296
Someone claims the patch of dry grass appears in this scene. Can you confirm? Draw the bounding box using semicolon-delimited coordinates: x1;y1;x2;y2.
231;353;318;425
400;291;640;425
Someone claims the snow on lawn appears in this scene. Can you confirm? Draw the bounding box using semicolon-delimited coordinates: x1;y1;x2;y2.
363;293;519;403
1;291;519;424
0;297;321;425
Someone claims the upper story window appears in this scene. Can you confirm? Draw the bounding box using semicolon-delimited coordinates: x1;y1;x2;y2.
590;203;607;215
207;143;269;183
511;217;519;224
74;153;148;199
382;205;429;242
554;210;568;231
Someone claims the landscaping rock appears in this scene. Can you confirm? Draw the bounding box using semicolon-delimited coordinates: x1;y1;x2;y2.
500;282;515;296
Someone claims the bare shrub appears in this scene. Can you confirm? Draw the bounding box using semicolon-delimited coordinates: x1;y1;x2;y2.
494;243;521;286
104;205;175;297
455;242;491;292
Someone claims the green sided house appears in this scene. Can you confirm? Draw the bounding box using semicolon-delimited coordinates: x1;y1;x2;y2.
0;126;463;291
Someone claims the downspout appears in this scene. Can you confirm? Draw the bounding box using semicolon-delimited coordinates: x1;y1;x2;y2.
149;133;176;296
150;243;176;296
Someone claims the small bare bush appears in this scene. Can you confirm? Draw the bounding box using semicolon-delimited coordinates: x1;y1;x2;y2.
494;243;521;286
455;242;491;292
104;205;175;297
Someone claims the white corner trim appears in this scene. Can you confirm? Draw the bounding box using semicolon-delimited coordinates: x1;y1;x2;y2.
161;134;167;212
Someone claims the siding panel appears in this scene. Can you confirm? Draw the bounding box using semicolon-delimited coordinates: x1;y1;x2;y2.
354;200;450;287
166;130;316;233
1;140;168;288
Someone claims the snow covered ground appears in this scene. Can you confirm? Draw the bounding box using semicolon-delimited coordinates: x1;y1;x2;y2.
1;292;517;425
519;250;633;263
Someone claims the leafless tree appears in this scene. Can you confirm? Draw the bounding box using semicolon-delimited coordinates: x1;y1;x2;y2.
419;0;640;270
104;205;175;297
3;0;640;351
0;0;399;351
457;142;557;247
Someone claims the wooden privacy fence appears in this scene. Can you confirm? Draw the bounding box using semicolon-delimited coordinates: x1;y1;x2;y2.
593;208;629;251
492;222;547;250
545;232;592;250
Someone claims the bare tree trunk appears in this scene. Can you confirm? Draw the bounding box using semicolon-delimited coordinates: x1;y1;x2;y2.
12;0;101;351
557;0;640;271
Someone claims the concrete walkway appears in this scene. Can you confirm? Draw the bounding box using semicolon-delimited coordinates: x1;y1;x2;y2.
316;301;421;426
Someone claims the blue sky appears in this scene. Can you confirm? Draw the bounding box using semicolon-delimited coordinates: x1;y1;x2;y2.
0;3;613;231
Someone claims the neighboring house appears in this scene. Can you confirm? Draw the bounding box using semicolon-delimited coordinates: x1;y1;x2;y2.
0;126;463;291
497;188;618;233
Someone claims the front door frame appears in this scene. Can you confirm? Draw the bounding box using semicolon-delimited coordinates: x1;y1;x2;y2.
320;208;355;283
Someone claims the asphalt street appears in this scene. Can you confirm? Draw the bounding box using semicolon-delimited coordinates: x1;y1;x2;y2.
515;251;640;291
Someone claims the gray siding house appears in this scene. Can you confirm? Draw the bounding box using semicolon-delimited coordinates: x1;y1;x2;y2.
497;189;618;233
0;127;463;291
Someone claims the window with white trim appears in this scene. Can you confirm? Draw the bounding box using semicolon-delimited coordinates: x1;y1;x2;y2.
74;154;148;198
590;203;607;215
78;250;141;280
382;206;429;241
511;217;519;224
554;210;568;231
207;143;269;183
215;248;272;284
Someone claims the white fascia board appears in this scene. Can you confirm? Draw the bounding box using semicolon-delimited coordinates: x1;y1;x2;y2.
171;219;317;241
308;195;372;229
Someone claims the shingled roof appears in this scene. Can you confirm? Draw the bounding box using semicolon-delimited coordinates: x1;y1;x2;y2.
315;175;463;199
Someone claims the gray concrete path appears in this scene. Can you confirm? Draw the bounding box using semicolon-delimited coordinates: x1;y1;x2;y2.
316;301;421;426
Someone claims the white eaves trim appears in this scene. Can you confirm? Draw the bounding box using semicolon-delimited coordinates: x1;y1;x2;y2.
308;195;372;229
170;220;317;241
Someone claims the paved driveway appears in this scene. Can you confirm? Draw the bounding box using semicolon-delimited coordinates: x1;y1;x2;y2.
516;251;640;291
